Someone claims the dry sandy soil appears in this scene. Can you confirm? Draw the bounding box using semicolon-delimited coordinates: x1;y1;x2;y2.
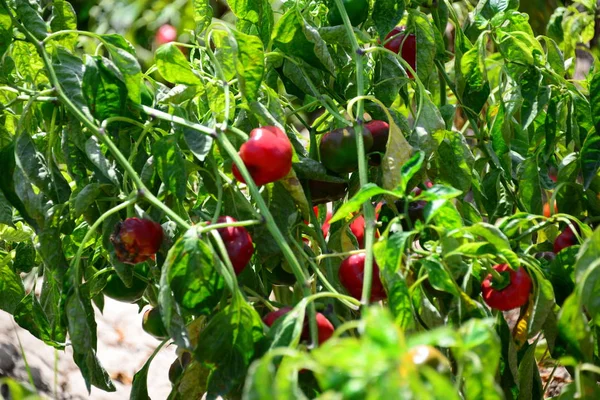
0;299;174;399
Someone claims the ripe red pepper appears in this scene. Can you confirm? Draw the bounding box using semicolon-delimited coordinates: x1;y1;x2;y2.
365;120;389;166
481;264;532;311
156;24;177;45
232;126;293;186
553;225;578;253
384;27;416;78
319;126;373;174
263;307;335;344
338;253;386;302
110;218;163;264
216;216;254;275
349;214;379;248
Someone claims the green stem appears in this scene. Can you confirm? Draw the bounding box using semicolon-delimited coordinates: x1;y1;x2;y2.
198;219;263;233
71;197;136;285
216;133;320;347
333;0;375;308
3;4;192;232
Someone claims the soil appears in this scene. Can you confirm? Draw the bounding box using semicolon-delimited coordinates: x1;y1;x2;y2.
0;299;174;399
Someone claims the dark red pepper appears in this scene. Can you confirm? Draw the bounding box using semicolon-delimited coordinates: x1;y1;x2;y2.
319;126;373;174
216;216;254;275
263;307;334;344
338;253;386;302
365;120;389;166
481;264;532;311
384;27;417;78
232;126;293;186
110;218;163;264
553;225;578;253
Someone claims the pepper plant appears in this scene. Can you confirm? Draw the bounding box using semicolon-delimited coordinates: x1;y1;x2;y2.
0;0;599;399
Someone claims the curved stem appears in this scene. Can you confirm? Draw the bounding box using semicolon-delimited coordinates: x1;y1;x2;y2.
333;0;375;308
217;132;321;347
71;197;136;285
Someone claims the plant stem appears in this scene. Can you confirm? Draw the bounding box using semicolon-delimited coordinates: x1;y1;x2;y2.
216;134;320;347
333;0;376;308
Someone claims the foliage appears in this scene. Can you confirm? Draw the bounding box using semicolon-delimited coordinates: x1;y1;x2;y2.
0;0;599;399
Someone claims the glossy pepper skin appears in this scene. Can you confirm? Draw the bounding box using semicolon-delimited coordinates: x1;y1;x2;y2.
263;307;335;344
142;307;168;339
110;218;163;265
554;226;578;253
366;120;390;166
339;253;386;302
384;27;417;78
103;263;149;303
232;126;293;186
481;264;532;311
327;0;369;27
216;216;254;275
319;126;373;174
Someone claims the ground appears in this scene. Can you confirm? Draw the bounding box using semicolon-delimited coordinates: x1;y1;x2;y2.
0;299;174;399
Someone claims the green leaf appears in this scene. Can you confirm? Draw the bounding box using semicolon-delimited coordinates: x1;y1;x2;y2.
432;130;474;193
192;0;213;34
0;7;12;59
408;10;436;84
265;304;306;350
155;43;203;85
0;190;13;226
422;258;460;296
73;183;111;218
232;30;264;103
50;0;77;50
85;137;120;186
458;37;490;116
12;41;47;85
153;136;187;198
293;157;347;183
330;183;398;224
476;0;519;20
194;300;265;396
574;226;600;281
183;127;213;162
13;293;64;348
272;9;335;74
580;132;600;190
15;132;71;204
229;0;273;46
165;229;225;315
102;37;142;104
15;0;48;40
67;291;116;392
83;56;128;121
158;258;191;350
53;46;93;120
372;0;405;40
0;263;25;313
517;156;543;214
557;293;593;361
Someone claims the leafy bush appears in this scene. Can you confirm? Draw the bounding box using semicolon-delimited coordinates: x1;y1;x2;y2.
0;0;599;399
